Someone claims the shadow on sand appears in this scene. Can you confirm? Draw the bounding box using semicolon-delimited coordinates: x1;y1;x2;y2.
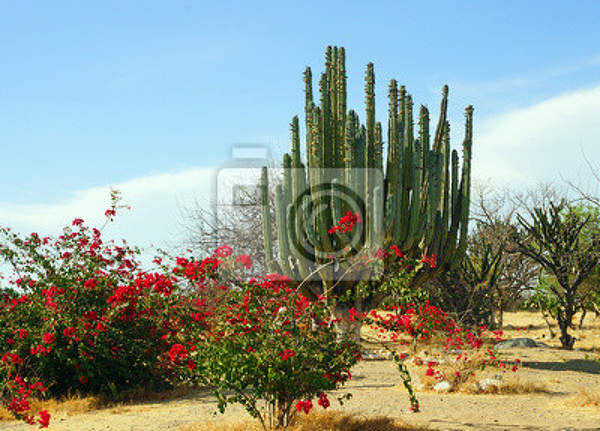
524;359;600;375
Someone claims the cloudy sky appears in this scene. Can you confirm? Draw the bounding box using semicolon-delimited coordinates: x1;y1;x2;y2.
1;1;599;261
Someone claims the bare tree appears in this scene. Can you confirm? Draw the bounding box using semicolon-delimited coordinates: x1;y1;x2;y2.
176;167;281;276
564;150;600;208
469;181;545;327
177;193;271;274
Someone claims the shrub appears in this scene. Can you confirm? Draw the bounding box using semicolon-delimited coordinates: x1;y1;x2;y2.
168;252;361;431
0;192;196;425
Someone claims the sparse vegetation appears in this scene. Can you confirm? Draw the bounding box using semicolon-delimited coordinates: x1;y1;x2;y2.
567;387;600;408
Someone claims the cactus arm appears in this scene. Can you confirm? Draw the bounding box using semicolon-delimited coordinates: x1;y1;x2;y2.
432;85;449;152
260;167;281;274
275;184;293;277
453;106;474;265
398;94;414;243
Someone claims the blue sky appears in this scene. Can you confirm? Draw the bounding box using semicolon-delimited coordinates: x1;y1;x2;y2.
1;1;600;255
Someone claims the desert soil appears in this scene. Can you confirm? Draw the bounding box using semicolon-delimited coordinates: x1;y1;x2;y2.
2;312;599;431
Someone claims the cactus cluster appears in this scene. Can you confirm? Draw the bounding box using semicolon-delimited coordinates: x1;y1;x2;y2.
260;46;473;299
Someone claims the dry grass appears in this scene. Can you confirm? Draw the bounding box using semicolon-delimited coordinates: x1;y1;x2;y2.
0;394;99;421
565;387;600;408
471;376;550;395
180;411;430;431
0;385;197;422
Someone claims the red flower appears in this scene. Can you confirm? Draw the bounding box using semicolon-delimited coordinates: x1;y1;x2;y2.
329;211;362;234
420;253;437;268
1;353;23;365
375;248;388;259
18;328;28;339
83;278;97;289
213;245;233;258
168;344;188;363
62;327;76;338
79;376;88;385
348;307;360;322
280;348;295;361
389;245;403;258
295;399;313;414
72;218;84;226
425;367;435;376
317;393;330;409
105;209;116;217
30;345;51;356
42;333;55;344
37;410;50;428
235;254;253;269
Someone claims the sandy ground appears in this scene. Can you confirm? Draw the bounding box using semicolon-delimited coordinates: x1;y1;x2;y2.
2;312;599;431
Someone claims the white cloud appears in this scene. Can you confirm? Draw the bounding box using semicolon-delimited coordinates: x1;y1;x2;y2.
473;84;600;187
0;168;218;260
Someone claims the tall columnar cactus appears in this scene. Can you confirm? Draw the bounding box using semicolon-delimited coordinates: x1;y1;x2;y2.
260;46;473;309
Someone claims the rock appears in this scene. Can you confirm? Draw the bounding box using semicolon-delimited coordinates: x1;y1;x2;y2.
494;337;550;350
479;377;503;391
433;381;452;392
420;356;446;365
361;349;393;360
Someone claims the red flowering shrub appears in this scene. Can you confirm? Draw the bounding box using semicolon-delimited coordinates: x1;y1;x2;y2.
362;302;519;406
0;192;199;425
169;255;360;430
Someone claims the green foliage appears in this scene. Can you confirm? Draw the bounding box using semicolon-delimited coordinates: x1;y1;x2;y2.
513;201;600;348
191;274;359;430
428;236;503;328
524;276;561;317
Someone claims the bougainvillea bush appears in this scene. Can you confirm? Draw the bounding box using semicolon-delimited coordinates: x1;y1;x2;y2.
170;253;360;430
362;302;518;403
0;192;206;426
0;193;360;430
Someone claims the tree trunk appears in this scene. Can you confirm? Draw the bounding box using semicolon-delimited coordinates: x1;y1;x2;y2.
557;312;575;349
578;309;587;330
